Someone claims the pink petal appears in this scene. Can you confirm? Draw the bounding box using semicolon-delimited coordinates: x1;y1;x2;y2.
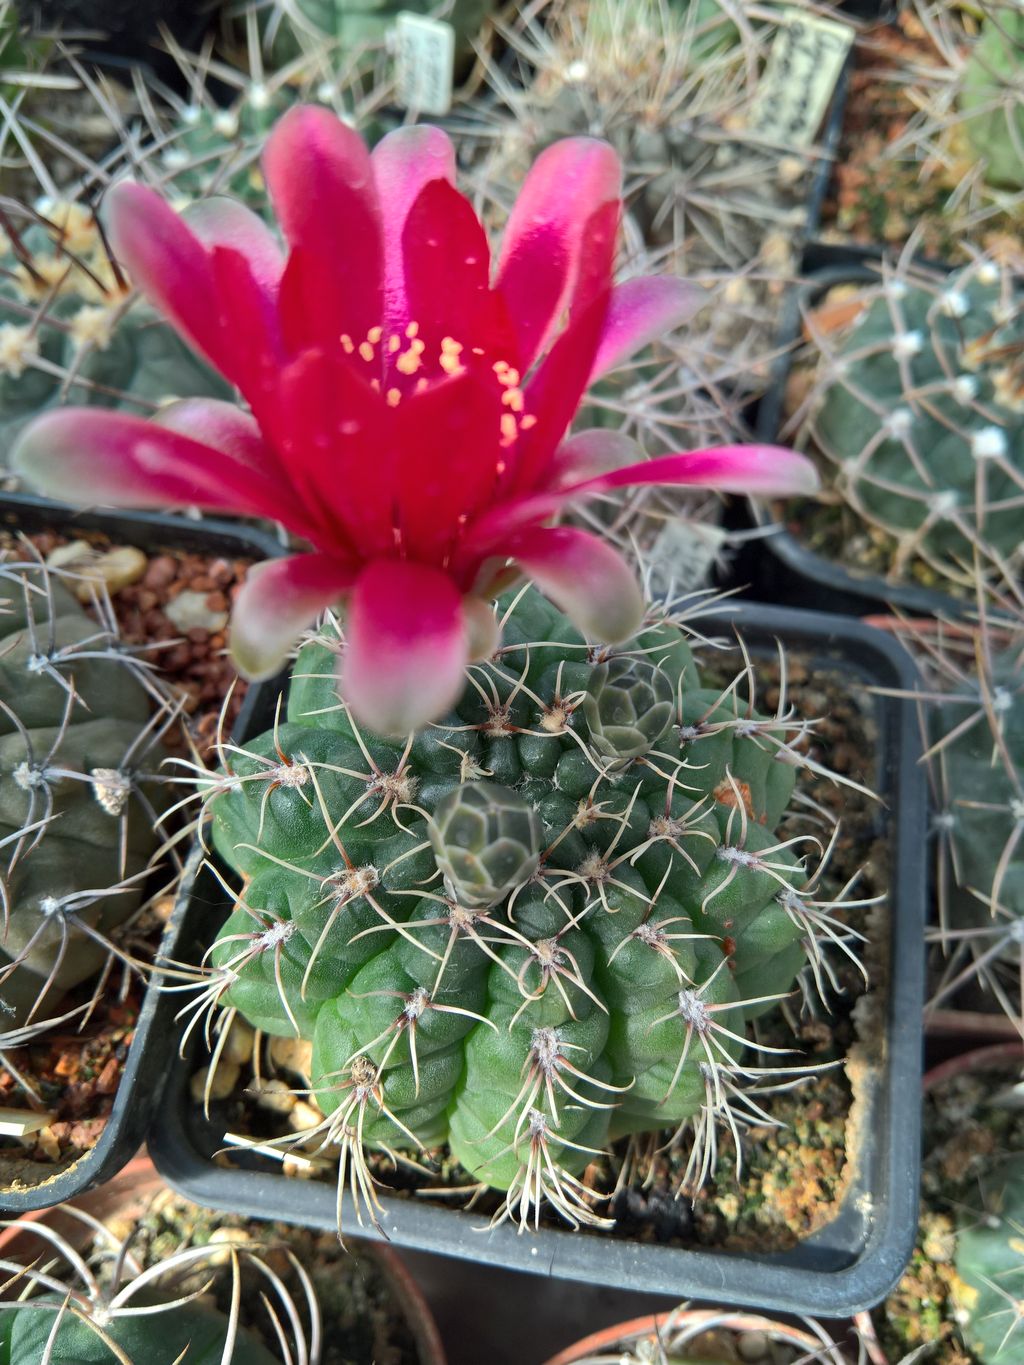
590;276;706;382
505;526;644;643
341;560;469;737
10;408;314;531
457;444;820;565
508;251;615;493
372;125;455;334
230;553;357;681
184;197;283;291
268;347;393;558
401;179;514;358
210;245;285;407
543;429;645;489
264;106;382;345
393;370;506;561
496;137;621;368
106;182;226;375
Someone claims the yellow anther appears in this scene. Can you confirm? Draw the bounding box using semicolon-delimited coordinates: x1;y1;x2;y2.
501;388;525;412
386;387;402;407
367;325;383;344
492;360;509;375
396;349;423;376
415;378;429;393
499;413;518;446
439;353;465;376
440;336;463;355
520;414;538;430
388;334;401;353
358;341;375;363
405;321;419;339
340;333;354;354
496;459;507;475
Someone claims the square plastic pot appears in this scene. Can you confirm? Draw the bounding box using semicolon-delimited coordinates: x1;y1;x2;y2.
148;601;927;1318
0;493;282;1214
721;258;965;620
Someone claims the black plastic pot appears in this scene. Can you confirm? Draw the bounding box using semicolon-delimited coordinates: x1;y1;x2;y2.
0;493;282;1214
149;601;927;1318
804;55;853;245
721;262;965;620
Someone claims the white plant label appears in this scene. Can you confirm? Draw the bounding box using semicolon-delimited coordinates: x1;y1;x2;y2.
747;10;855;148
393;13;456;117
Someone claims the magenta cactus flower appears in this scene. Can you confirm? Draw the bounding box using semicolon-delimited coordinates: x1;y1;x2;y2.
12;107;817;735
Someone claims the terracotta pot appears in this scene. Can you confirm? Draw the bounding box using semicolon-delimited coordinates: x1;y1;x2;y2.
0;1152;446;1365
923;1041;1024;1093
542;1308;851;1365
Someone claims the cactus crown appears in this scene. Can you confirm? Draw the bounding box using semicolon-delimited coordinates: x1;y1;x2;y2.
804;257;1023;592
193;585;866;1233
0;550;172;1033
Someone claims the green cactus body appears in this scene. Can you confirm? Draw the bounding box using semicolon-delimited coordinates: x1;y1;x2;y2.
930;636;1023;985
954;1159;1024;1363
0;560;167;1022
0;1296;281;1365
811;260;1024;582
205;587;814;1217
958;8;1024;191
0;212;230;458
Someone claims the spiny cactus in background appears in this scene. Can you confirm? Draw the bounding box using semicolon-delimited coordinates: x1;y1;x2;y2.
958;3;1024;192
0;205;231;458
0;1207;319;1364
0;552;173;1027
804;257;1024;592
466;0;840;397
188;585;865;1231
891;592;1024;1034
954;1157;1024;1364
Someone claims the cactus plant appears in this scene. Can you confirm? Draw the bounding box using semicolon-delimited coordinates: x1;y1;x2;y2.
887;591;1024;1032
958;3;1024;192
187;584;864;1231
0;1201;319;1363
802;257;1024;593
953;1156;1024;1365
0;550;173;1027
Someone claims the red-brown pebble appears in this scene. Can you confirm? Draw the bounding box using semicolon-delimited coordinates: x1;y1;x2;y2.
143;555;177;589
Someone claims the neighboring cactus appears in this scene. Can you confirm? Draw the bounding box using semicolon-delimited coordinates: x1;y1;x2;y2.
891;596;1024;1032
0;1206;319;1364
0;552;172;1026
191;585;862;1231
958;4;1024;191
954;1157;1024;1364
805;257;1024;591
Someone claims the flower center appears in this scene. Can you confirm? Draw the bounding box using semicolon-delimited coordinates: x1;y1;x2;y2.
339;319;538;449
